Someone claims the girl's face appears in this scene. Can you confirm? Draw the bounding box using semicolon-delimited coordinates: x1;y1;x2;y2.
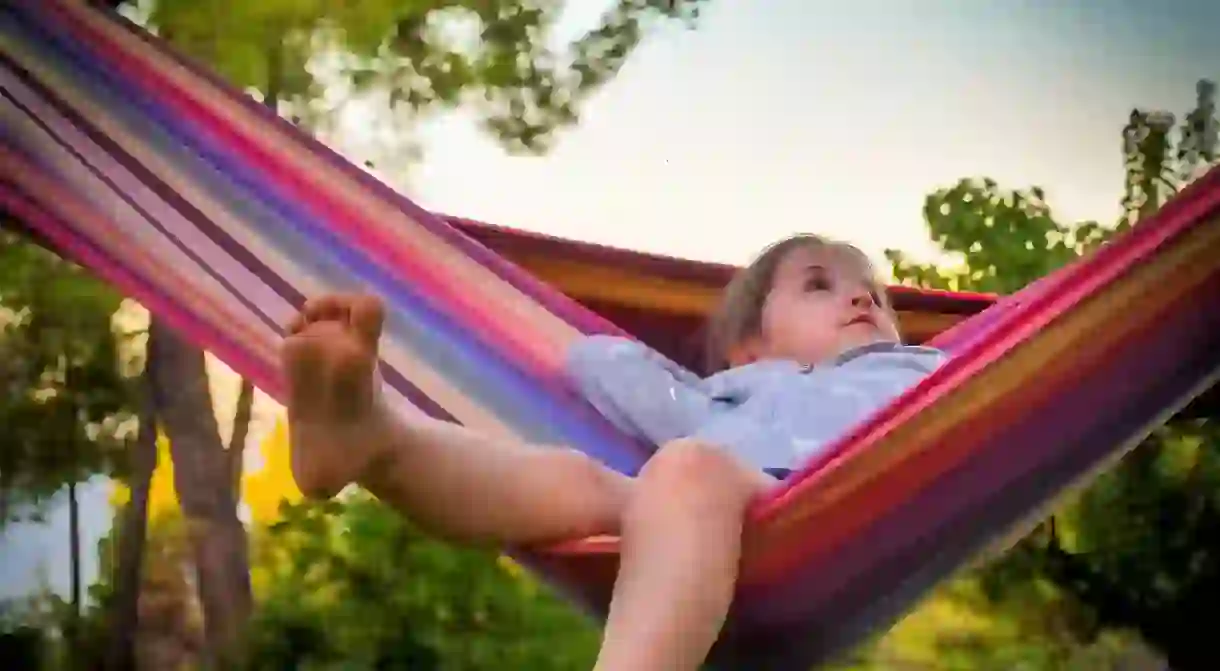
731;244;900;367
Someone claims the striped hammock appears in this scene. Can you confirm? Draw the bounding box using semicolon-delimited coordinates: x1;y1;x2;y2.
3;1;1220;668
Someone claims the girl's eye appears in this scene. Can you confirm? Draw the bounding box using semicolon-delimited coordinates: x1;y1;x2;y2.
804;275;832;292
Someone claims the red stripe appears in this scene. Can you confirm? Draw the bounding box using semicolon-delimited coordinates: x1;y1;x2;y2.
0;186;284;397
760;165;1220;522
38;0;622;336
29;0;570;377
744;262;1199;586
449;214;999;315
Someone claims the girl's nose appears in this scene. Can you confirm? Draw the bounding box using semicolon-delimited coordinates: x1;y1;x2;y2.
849;287;875;308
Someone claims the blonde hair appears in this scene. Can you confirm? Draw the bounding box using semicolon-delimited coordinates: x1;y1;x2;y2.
703;234;893;372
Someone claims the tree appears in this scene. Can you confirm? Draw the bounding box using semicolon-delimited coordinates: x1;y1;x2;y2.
0;227;139;665
883;80;1219;670
243;494;600;671
106;0;710;665
140;322;253;668
100;425;215;670
35;1;709;666
0;229;134;524
100;366;159;671
142;0;709;162
0;223;251;668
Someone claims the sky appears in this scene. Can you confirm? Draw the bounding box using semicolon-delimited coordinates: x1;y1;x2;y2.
379;0;1218;266
4;0;1219;603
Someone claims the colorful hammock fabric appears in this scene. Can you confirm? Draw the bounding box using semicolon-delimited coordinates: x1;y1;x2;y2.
3;1;1220;668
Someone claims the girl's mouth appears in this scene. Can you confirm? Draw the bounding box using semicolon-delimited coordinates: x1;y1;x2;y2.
846;314;875;328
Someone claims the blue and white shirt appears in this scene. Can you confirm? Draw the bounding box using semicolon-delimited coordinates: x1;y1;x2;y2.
566;335;946;475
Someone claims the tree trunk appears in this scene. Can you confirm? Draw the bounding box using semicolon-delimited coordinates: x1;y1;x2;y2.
68;481;81;612
146;320;251;668
65;479;81;664
227;378;254;499
103;361;160;671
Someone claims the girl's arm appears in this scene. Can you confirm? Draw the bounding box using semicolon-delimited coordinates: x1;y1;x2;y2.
566;335;720;446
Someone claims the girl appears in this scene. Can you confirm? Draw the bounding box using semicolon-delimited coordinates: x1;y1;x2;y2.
283;233;945;671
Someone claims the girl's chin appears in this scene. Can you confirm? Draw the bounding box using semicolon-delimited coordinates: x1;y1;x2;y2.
836;332;899;354
841;327;887;345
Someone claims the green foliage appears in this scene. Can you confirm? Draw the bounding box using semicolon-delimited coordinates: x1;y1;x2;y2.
146;0;708;154
0;229;137;525
242;493;599;670
1121;80;1217;226
17;1;711;666
1069;423;1220;588
0;599;53;671
879;80;1220;669
886;179;1109;294
890;78;1217;297
0;588;114;671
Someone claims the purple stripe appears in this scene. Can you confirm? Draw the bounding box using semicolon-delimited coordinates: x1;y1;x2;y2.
0;80;281;333
72;0;621;337
0;181;277;389
5;12;549;428
6;7;653;469
810;294;1214;610
767;348;1219;670
714;273;1220;669
1;56;297;323
1;39;461;424
11;10;552;404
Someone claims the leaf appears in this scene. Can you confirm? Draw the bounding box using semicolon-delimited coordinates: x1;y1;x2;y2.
147;0;713;159
882;82;1220;667
0;229;137;525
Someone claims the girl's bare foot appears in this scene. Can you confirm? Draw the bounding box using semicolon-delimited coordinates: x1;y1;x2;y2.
281;294;389;498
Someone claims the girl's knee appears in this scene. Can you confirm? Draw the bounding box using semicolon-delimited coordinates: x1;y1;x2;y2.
493;447;630;540
638;439;762;506
553;447;628;489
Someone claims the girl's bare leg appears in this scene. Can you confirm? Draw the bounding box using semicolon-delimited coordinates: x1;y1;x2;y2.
283;294;629;545
593;440;772;671
285;294;766;670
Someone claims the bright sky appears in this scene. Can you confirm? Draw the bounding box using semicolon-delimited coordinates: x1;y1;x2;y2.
345;0;1218;269
4;0;1218;602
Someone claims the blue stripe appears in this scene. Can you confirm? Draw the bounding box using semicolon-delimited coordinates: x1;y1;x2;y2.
5;4;652;473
